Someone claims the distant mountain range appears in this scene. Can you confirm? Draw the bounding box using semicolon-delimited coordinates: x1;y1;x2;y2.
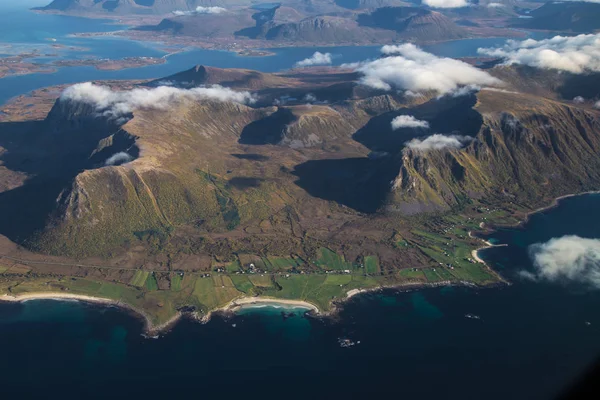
138;5;469;44
511;1;600;33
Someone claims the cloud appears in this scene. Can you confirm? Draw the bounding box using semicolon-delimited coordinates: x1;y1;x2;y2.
478;34;600;74
304;93;317;102
173;6;226;16
356;44;501;95
422;0;470;8
295;52;333;67
60;82;256;120
487;2;504;7
105;152;133;166
391;115;430;130
525;235;600;288
573;96;585;104
405;134;474;151
595;101;600;109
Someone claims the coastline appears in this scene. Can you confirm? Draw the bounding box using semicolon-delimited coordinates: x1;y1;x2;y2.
1;191;598;334
199;296;320;323
468;190;600;282
0;292;181;336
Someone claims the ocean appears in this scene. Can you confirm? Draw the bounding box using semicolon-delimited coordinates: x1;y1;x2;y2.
2;193;600;398
1;3;597;399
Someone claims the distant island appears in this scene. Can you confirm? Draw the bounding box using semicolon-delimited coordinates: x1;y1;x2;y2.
35;1;525;52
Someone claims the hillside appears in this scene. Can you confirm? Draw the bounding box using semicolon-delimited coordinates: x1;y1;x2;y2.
386;90;600;214
233;6;468;43
357;7;469;41
510;1;600;33
1;63;600;324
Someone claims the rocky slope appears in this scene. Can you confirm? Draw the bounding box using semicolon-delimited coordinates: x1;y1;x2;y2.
387;89;600;214
2;65;600;259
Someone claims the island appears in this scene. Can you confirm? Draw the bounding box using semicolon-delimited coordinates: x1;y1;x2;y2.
0;38;599;333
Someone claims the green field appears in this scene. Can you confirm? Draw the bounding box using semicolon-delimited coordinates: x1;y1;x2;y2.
171;273;183;291
364;256;380;274
248;274;274;287
145;273;159;291
130;270;150;287
230;275;254;294
398;268;426;281
423;268;443;282
315;248;353;270
225;259;241;273
265;257;302;271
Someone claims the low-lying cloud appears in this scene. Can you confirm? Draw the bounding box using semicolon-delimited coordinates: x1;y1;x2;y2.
391;115;430;130
173;6;226;16
422;0;470;8
105;152;133;166
295;52;333;67
357;44;501;95
478;34;600;73
60;82;256;120
405;134;474;151
524;235;600;289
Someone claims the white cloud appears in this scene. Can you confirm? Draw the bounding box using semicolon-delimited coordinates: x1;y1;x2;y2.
478;34;600;74
356;44;501;95
422;0;470;8
391;115;430;130
595;101;600;109
405;134;474;151
60;82;256;120
573;96;585;104
295;52;333;67
173;6;226;16
105;152;133;166
487;2;504;7
304;93;317;102
525;235;600;288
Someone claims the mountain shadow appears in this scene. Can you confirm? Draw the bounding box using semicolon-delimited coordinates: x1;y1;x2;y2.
353;93;483;153
239;108;296;145
293;155;402;213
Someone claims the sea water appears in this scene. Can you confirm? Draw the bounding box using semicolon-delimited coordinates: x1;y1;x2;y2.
2;194;600;398
0;1;536;106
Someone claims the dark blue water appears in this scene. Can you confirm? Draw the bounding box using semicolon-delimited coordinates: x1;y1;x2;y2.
2;194;600;399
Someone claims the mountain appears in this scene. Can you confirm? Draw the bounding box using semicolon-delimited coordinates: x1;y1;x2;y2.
1;63;599;262
233;6;468;43
510;1;600;33
388;89;600;214
3;63;600;322
357;7;469;41
147;65;297;90
136;9;257;37
334;0;407;10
